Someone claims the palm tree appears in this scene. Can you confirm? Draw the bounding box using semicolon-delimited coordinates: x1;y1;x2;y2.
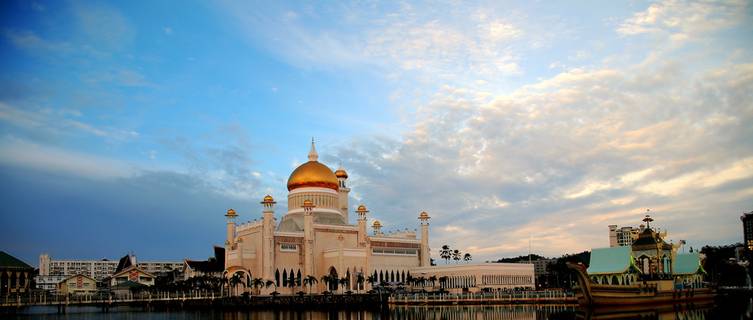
355;273;365;293
339;277;349;294
265;280;277;295
366;275;377;290
252;278;265;295
229;273;245;296
428;275;437;288
452;249;461;263
440;245;451;264
439;276;448;289
303;275;318;294
320;275;332;292
463;253;472;263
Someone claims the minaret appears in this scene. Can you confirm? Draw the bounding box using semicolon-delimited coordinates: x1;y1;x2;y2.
225;208;238;246
225;208;238;269
372;220;383;236
418;211;431;267
261;195;276;282
335;166;350;223
302;199;315;278
356;204;368;246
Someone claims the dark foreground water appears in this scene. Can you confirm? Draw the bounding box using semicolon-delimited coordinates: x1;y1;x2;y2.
5;299;753;320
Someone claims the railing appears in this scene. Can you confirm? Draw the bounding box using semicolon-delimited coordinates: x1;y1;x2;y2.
0;290;223;308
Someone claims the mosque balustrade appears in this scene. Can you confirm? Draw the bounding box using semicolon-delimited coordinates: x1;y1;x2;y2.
236;220;263;233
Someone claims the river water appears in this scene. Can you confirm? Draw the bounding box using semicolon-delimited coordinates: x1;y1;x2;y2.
5;300;753;319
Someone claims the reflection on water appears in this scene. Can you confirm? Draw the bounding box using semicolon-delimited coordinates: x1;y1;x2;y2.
6;298;753;320
388;305;574;320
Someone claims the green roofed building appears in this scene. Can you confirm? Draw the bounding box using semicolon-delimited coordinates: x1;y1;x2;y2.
587;246;641;286
673;253;706;288
586;214;707;288
0;251;34;296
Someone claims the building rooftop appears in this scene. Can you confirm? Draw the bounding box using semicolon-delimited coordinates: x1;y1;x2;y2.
0;251;33;270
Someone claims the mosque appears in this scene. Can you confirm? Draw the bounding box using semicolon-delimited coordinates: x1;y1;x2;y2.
223;140;534;294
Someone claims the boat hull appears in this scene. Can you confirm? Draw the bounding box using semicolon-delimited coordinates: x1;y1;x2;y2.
567;262;715;307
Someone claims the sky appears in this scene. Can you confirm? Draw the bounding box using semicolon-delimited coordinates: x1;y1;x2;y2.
0;0;752;266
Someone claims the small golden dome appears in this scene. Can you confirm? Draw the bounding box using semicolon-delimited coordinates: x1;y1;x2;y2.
335;168;348;179
303;199;314;207
372;220;382;228
225;208;237;217
356;204;368;212
261;195;275;204
419;211;430;220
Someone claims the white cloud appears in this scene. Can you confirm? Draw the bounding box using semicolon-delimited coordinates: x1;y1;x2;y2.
0;137;134;179
618;0;747;37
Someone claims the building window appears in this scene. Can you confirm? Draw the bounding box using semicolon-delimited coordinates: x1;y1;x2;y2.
280;243;298;252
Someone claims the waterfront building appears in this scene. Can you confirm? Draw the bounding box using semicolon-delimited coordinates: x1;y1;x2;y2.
224;141;432;294
589;215;702;287
517;258;555;277
37;253;182;291
39;253;118;281
224;140;534;294
57;274;97;295
411;263;535;292
742;211;753;251
109;265;156;287
184;246;225;280
0;251;34;296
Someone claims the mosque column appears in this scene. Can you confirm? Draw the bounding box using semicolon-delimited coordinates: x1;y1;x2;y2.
302;200;315;279
419;211;431;267
224;209;238;270
356;205;369;246
335;167;350;223
261;195;276;282
337;235;345;284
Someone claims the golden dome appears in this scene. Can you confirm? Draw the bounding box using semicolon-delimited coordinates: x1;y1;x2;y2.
287;161;339;191
419;211;430;220
335;168;348;179
372;220;382;228
303;199;314;207
356;204;368;212
286;139;339;191
225;208;237;217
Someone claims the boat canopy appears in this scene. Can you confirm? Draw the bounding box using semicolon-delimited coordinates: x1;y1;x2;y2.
587;246;641;275
673;253;706;275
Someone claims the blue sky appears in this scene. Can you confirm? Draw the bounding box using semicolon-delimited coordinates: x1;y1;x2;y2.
1;0;752;266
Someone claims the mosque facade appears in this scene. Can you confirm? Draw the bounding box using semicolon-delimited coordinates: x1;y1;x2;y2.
223;141;535;294
223;141;430;293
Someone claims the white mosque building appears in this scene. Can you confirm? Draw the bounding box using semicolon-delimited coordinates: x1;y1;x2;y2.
223;140;534;294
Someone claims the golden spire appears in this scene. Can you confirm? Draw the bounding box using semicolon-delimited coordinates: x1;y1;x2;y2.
308;137;318;161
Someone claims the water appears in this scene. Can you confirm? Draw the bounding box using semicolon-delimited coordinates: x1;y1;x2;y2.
4;300;753;320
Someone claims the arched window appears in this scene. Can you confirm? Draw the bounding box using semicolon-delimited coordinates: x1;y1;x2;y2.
282;270;288;287
275;269;280;287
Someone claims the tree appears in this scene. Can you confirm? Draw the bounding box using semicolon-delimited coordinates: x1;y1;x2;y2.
320;275;332;292
355;273;365;293
302;275;318;295
440;245;452;264
452;249;462;263
229;273;245;296
463;253;472;263
366;275;377;290
252;278;265;295
428;275;437;288
265;280;277;294
339;277;349;294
